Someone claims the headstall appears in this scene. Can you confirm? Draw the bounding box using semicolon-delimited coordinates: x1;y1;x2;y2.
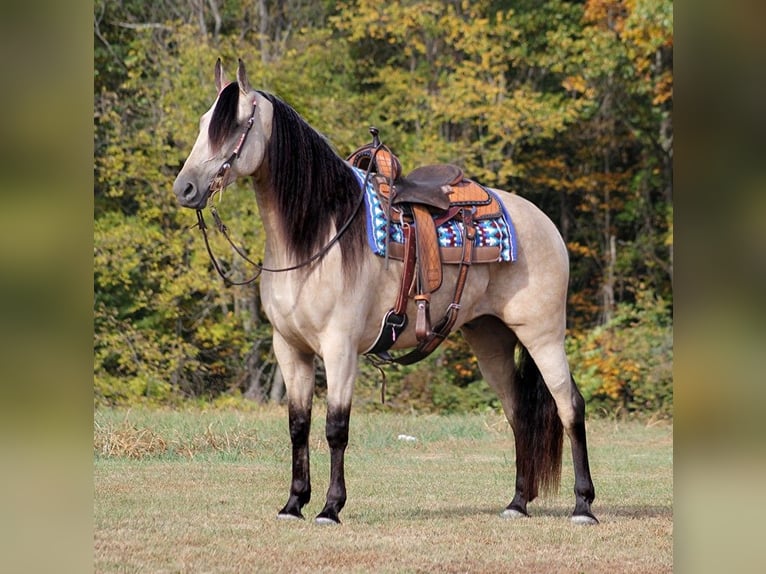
193;104;379;286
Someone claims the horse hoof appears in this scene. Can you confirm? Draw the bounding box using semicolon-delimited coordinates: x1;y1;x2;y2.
276;512;304;521
500;508;528;519
571;513;599;525
315;516;341;526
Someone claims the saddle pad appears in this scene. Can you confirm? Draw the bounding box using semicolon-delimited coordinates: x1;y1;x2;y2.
351;166;517;262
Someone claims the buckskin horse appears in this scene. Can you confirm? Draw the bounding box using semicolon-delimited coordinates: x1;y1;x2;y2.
173;59;597;525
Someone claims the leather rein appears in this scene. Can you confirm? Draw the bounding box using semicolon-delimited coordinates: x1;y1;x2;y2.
193;99;379;286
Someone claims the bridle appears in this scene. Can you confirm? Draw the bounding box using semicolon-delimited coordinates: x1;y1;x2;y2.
205;98;259;202
192;96;378;287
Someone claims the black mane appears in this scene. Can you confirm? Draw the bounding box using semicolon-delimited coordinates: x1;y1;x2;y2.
258;91;366;272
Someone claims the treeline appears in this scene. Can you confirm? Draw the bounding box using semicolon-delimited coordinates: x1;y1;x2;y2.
94;0;673;417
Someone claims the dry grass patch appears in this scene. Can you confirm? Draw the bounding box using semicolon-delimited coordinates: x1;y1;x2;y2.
94;408;278;459
94;419;168;458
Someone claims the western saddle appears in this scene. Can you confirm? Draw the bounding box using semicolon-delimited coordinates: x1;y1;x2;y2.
348;128;505;365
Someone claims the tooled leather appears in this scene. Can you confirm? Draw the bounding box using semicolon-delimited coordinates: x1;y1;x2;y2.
412;205;443;293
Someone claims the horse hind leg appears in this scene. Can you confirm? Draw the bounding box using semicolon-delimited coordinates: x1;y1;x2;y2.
273;332;316;521
566;377;598;524
506;345;568;519
521;336;598;524
462;316;562;519
464;317;597;523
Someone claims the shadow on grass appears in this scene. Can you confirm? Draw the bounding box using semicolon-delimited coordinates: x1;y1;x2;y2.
515;503;672;520
593;504;672;519
354;502;672;523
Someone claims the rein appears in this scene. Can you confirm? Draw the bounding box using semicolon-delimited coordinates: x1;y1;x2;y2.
194;188;366;286
193;105;384;285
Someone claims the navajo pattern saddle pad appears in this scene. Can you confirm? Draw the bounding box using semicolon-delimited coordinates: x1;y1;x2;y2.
351;166;518;262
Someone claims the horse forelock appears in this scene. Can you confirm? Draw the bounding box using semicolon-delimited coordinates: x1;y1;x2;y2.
208;82;240;153
260;92;366;273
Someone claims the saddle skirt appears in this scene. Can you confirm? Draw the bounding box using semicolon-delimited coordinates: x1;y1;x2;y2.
351;166;518;264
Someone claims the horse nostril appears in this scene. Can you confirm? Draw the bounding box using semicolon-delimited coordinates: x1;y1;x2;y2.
173;178;201;208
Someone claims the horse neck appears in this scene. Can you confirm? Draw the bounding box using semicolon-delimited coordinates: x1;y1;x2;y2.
250;173;289;267
247;98;366;272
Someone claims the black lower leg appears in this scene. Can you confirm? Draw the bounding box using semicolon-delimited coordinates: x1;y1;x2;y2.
278;404;312;519
569;382;597;522
316;406;350;524
505;429;537;516
505;475;531;516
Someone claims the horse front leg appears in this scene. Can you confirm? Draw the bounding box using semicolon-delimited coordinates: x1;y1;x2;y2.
273;332;316;521
315;343;357;525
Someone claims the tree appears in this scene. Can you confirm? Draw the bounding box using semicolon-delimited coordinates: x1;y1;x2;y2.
519;0;673;327
93;0;673;413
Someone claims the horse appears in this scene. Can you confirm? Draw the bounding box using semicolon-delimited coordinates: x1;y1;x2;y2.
173;59;598;525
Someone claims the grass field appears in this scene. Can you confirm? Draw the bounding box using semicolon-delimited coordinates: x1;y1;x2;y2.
94;406;672;573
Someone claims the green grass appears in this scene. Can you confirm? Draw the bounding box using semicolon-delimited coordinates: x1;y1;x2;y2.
94;406;672;573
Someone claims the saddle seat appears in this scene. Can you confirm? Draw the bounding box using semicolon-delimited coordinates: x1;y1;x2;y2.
391;164;462;210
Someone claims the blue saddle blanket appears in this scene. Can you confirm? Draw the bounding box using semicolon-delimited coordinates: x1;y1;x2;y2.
351;166;517;262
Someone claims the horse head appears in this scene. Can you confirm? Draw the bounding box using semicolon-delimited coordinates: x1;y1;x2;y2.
173;59;273;209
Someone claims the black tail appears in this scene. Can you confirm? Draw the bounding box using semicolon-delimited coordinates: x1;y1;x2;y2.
511;345;563;500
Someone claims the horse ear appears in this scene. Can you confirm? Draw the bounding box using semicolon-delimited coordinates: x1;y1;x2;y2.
237;58;253;95
214;58;228;94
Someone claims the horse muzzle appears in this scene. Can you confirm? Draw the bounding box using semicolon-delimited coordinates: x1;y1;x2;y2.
173;176;210;209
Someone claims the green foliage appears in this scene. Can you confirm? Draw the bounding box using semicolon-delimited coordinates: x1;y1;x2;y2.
566;290;673;419
94;0;673;418
332;0;587;181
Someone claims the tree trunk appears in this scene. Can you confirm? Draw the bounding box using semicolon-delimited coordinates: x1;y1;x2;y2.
601;148;615;324
602;233;616;324
243;347;266;402
258;0;269;63
207;0;221;40
269;365;284;403
559;189;570;241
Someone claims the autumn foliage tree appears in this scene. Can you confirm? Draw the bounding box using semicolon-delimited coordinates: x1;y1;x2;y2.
94;0;672;417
